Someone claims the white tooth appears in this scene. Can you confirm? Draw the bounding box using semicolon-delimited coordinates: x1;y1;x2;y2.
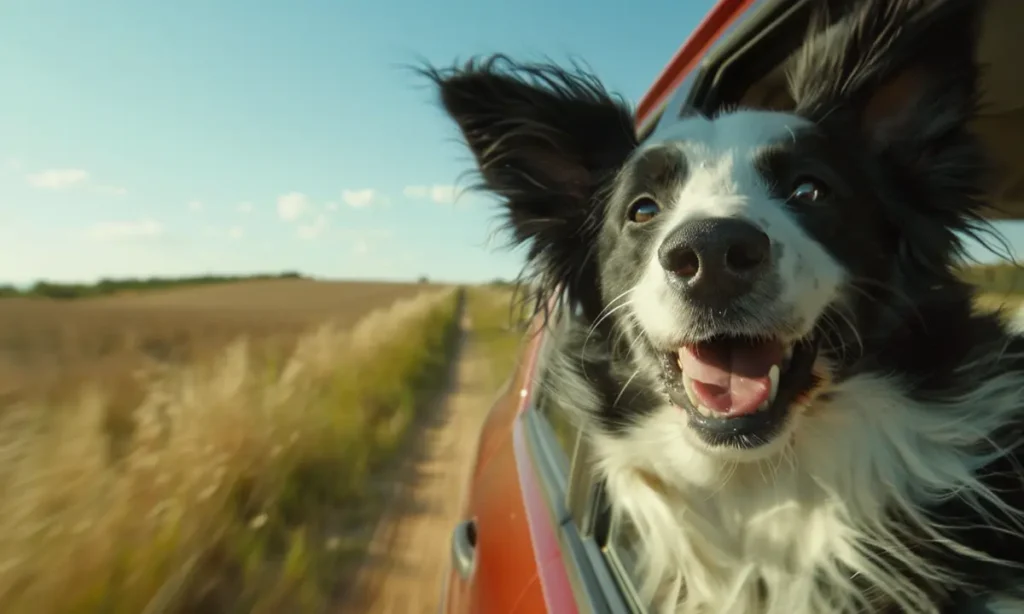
683;375;699;407
696;404;716;418
769;364;780;404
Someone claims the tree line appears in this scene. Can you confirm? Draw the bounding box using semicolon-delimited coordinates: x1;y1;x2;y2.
0;272;305;300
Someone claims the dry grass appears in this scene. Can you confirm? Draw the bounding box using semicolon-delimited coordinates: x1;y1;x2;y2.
0;280;439;414
0;283;463;614
975;291;1024;313
464;286;531;391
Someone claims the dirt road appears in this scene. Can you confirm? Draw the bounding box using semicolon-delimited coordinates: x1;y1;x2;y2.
339;314;493;614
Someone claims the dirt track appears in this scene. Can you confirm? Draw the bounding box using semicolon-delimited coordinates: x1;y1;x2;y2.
338;313;492;614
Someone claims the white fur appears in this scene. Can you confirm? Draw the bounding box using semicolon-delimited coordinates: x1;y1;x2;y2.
631;110;845;349
590;366;1024;614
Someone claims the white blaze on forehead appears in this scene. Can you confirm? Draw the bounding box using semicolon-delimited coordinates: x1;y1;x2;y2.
652;110;814;228
630;110;845;347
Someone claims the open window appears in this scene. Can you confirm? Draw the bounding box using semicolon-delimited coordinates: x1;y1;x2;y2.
724;0;1024;223
598;0;1024;608
522;299;635;613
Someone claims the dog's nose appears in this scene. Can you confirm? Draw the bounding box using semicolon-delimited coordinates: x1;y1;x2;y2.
658;217;772;305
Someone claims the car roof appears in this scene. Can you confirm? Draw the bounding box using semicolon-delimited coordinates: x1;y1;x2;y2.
635;0;762;136
638;0;1024;222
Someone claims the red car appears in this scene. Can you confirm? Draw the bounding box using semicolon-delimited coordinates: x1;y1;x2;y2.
439;0;1024;612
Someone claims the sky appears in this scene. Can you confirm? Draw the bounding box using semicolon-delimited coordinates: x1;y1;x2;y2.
1;0;1020;286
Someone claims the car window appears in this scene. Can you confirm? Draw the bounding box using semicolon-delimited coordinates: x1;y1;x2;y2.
535;389;579;469
532;318;582;473
604;513;646;608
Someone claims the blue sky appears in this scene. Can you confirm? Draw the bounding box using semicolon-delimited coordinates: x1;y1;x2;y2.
0;0;1019;285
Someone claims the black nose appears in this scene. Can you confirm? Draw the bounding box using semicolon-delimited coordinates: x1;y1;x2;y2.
657;217;772;306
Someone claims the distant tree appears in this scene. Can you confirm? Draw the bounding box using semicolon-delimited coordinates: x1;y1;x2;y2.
0;270;311;300
418;275;430;284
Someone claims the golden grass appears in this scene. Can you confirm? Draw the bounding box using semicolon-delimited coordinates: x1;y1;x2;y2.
0;280;437;414
974;292;1024;314
0;286;463;614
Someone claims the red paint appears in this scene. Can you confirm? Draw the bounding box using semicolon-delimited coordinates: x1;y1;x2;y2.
513;417;579;614
635;0;761;130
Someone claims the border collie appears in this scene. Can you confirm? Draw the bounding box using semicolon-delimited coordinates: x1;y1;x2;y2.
427;0;1024;612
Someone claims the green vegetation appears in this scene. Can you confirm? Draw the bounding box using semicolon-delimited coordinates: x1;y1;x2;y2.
0;288;463;614
0;272;306;300
465;286;530;391
960;262;1024;296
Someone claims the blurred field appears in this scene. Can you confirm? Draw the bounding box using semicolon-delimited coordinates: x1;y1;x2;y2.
0;280;464;614
0;279;443;413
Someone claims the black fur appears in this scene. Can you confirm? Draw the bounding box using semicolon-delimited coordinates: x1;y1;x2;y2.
427;0;1024;610
420;56;637;324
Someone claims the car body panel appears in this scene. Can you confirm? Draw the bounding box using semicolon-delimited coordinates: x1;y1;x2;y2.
441;325;546;613
512;416;579;614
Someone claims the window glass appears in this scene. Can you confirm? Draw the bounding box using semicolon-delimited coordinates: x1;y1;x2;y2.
532;330;581;471
606;514;644;592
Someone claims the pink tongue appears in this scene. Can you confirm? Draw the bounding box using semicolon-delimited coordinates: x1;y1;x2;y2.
678;338;784;416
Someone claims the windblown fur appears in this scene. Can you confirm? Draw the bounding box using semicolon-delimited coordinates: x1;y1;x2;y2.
426;1;1024;612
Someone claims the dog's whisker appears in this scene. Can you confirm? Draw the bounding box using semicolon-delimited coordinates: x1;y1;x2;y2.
430;4;1024;609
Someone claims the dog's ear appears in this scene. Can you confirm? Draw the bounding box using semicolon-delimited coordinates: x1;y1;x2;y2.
423;56;637;310
789;0;989;255
790;0;985;150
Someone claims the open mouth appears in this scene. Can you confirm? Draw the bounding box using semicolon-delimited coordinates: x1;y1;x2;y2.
661;333;820;448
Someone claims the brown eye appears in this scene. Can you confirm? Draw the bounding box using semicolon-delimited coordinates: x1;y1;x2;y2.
627;197;661;223
790;177;829;204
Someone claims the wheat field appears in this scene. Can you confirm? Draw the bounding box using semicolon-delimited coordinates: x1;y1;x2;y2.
0;279;463;614
0;279;442;410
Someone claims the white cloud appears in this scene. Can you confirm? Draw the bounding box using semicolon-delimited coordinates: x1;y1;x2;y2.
277;192;309;221
429;184;461;204
3;158;22;173
402;185;429;199
325;201;338;212
227;226;244;240
21;166;126;196
297;214;328;240
342;188;383;208
236;202;253;214
353;239;369;255
85;219;164;242
402;184;464;205
187;200;205;212
26;168;90;189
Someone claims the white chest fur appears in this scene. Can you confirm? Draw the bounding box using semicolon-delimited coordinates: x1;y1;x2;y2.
593;372;1024;614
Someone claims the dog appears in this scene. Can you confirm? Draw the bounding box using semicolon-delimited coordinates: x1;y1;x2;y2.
426;0;1024;612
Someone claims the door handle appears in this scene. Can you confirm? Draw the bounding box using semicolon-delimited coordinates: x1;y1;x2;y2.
451;519;477;579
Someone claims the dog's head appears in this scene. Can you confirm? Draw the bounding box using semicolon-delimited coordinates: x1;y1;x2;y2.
428;0;991;460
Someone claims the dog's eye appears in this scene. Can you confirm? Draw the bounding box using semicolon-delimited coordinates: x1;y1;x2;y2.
789;178;829;204
627;197;661;223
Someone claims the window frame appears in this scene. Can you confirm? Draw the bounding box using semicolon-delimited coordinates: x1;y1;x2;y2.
522;300;633;614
